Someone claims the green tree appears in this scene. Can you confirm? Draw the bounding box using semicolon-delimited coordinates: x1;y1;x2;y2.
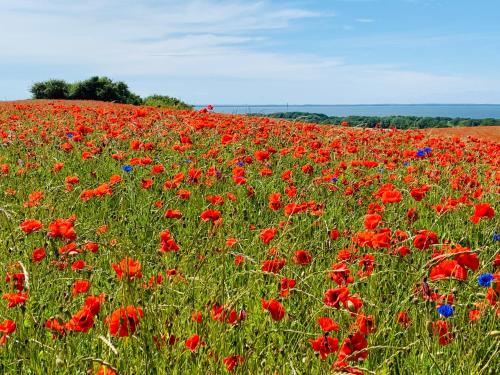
30;79;70;99
69;76;142;105
143;94;193;110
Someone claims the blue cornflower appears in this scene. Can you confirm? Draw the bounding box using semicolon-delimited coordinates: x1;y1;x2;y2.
184;159;192;163
121;165;133;173
437;304;454;318
378;167;385;173
478;273;494;287
330;177;338;183
236;161;245;167
493;232;500;241
66;132;74;139
423;147;432;153
416;149;426;157
403;161;410;167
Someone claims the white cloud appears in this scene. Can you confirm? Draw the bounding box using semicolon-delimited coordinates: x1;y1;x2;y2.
355;18;374;23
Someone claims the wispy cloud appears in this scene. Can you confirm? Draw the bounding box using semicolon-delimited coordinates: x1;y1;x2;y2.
356;18;374;23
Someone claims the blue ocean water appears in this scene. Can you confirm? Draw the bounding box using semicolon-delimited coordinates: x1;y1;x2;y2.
194;104;500;119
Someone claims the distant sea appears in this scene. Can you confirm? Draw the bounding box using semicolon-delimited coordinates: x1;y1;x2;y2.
193;104;500;119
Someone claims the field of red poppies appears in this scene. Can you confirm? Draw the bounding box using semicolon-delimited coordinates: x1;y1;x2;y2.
0;100;498;374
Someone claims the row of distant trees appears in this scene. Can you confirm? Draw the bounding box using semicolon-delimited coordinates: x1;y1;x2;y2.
30;76;193;110
259;112;500;129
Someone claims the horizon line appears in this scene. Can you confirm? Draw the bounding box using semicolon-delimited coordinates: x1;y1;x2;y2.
193;103;500;107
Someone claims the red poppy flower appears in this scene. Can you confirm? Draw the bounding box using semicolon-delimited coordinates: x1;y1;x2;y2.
83;242;99;253
159;229;180;252
223;355;245;372
454;250;479;271
364;214;382;230
200;209;221;222
141;179;153;189
191;311;203;323
431;320;454;345
69;259;85;270
344;295;364;314
84;293;105;315
151;164;165;175
329;263;354;286
206;195;224;205
47;217;77;241
31;247;46;263
356;314;376;334
177;189;191;200
396;311;412;327
318;317;340;332
59;242;80;255
329;228;340;240
429;259;467;281
210;303;244;325
268;192;282;211
95;366;117;375
0;319;16;335
234;255;245;266
2;292;28;308
0;319;16;345
109;175;122;185
358;254;375;277
309;335;339;360
226;238;238;247
20;219;43;234
406;208;417;221
185;334;204;352
72;280;91;297
292;250;312;265
107;306;144;337
261;258;286;273
470;203;495;224
380;189;402;203
336;332;368;364
323;287;349;308
410;185;430;201
254;150;270;162
112;257;142;280
413;230;438;250
5;272;25;291
261;298;285;321
279;277;296;297
66;307;95;333
372;230;392;249
259;228;277;245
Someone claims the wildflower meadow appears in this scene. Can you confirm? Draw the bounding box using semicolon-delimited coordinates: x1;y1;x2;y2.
0;100;498;374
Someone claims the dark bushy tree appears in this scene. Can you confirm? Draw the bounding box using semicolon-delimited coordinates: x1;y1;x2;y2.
69;76;142;105
30;76;142;105
30;79;70;99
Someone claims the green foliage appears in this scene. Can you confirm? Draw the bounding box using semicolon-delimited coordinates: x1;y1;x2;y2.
143;94;193;110
30;78;192;108
30;79;70;100
256;112;500;129
69;76;142;105
30;76;141;105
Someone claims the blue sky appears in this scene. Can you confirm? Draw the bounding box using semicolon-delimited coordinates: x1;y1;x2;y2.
1;0;499;104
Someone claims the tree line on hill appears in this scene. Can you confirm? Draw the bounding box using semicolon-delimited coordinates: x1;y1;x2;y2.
30;76;193;110
253;112;499;129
